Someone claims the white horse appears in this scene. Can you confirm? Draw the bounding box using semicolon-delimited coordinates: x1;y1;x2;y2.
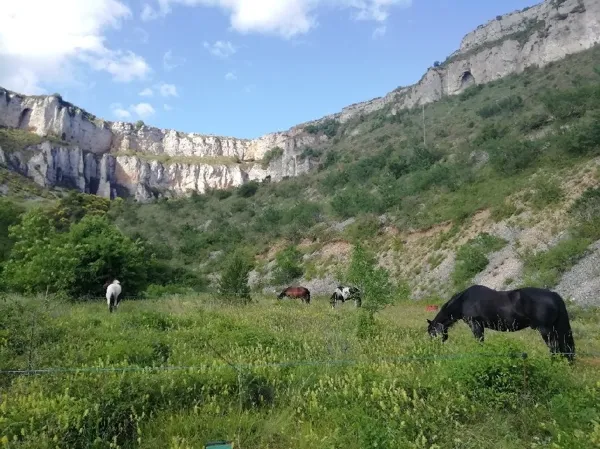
330;285;362;309
106;280;122;313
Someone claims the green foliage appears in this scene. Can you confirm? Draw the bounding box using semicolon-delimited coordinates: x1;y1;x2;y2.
485;137;540;174
135;120;145;129
570;186;600;222
522;236;591;288
530;177;564;210
0;198;24;264
344;214;381;243
272;246;303;285
218;250;253;304
237;181;259;198
540;84;600;120
304;119;340;138
261;146;284;168
554;112;600;156
346;243;394;317
477;95;523;118
2;211;149;297
452;233;507;290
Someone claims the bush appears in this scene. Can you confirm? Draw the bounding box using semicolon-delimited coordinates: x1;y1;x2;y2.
476;95;523;118
570;186;600;222
237;181;259;198
554;113;600;156
261;146;284;169
272;246;303;285
0;198;25;264
530;177;564;209
2;212;149;297
485;137;540;174
452;233;507;290
218;250;253;304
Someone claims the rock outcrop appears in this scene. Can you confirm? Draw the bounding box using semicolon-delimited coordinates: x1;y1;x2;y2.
1;0;599;200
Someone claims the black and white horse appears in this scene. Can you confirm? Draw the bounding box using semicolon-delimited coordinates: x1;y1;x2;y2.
330;285;361;309
105;279;122;313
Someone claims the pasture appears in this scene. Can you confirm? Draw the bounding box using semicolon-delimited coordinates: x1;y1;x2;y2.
1;293;599;448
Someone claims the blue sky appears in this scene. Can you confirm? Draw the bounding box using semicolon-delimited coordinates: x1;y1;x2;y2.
1;0;539;139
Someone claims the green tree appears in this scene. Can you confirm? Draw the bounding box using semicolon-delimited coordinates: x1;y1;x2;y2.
2;211;149;297
218;250;253;304
0;198;25;264
346;243;394;317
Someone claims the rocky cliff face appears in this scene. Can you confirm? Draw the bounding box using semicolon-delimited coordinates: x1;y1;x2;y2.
1;0;599;200
316;0;600;123
0;91;323;200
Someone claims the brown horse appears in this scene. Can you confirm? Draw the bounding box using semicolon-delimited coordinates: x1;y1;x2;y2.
277;286;311;304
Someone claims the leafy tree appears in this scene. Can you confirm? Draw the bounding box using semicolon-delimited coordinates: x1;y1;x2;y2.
346;243;394;317
0;199;25;264
2;212;149;297
218;250;253;304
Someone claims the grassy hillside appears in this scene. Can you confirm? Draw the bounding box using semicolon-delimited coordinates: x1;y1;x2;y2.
104;45;600;295
1;294;599;448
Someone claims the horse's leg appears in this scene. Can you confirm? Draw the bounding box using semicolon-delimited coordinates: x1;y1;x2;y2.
470;320;484;343
539;328;559;357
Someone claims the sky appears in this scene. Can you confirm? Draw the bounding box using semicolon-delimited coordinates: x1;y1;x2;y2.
0;0;539;139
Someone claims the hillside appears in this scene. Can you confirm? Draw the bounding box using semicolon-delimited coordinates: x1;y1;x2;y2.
3;41;600;303
96;43;600;304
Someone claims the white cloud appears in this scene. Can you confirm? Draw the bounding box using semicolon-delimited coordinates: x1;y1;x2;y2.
141;3;159;21
164;104;173;111
225;72;237;81
163;50;185;71
111;103;132;119
0;0;152;94
372;25;386;38
141;0;412;38
139;88;154;97
131;102;156;118
203;41;237;59
159;83;178;97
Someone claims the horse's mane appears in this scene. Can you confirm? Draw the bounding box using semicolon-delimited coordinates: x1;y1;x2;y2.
435;288;466;326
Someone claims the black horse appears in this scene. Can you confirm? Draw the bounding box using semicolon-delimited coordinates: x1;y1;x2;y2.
427;284;575;362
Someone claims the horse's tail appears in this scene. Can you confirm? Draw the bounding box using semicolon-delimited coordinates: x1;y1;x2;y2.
305;290;311;304
553;292;575;362
107;292;115;313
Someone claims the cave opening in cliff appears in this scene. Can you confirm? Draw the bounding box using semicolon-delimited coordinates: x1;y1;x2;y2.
18;108;32;129
459;71;476;90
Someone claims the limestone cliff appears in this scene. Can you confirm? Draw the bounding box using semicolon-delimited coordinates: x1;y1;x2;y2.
1;0;599;200
311;0;600;124
0;91;323;200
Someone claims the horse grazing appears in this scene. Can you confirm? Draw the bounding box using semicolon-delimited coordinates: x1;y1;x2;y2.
330;285;362;309
106;279;122;313
427;284;575;362
277;286;311;304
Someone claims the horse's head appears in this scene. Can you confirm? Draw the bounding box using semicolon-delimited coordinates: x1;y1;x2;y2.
427;319;448;342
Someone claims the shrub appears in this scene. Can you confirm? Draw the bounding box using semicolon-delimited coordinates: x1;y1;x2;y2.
2;213;150;297
570;186;600;222
485;137;540;174
218;250;253;304
135;120;145;129
554;113;600;156
476;95;523;118
0;198;25;264
261;146;284;168
344;214;381;243
346;243;394;318
530;177;564;209
452;233;507;290
272;246;303;285
237;181;259;198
